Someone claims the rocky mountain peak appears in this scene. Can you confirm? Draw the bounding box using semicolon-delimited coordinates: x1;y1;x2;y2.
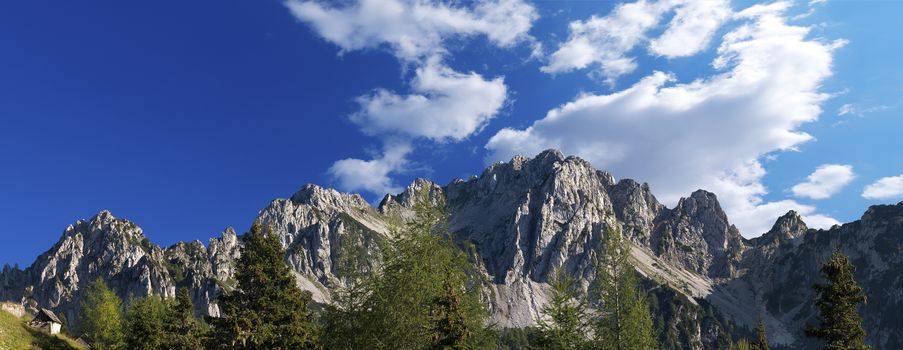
290;183;371;211
861;201;903;223
9;211;177;326
653;190;744;279
378;178;444;213
755;210;807;246
62;210;146;245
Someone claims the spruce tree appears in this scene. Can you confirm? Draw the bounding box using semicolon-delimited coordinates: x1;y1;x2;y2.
163;287;207;350
805;249;869;350
754;317;769;350
430;271;484;349
213;222;319;349
592;225;657;350
536;270;590;350
124;295;168;350
79;279;125;350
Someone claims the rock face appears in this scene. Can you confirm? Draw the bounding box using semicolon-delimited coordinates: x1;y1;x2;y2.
728;204;903;349
1;150;901;349
0;211;175;325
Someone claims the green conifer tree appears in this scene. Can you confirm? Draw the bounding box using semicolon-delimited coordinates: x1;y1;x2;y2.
359;193;493;349
163;287;207;350
213;222;320;349
733;339;752;350
592;225;657;350
754;317;769;350
78;279;125;350
124;295;168;350
321;232;373;350
805;249;869;350
536;270;590;350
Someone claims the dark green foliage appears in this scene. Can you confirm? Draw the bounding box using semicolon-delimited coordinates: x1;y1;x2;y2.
754;318;769;350
78;279;125;350
536;270;590;350
805;249;869;350
125;295;168;350
592;225;657;350
212;222;320;349
163;288;207;350
320;225;374;350
431;273;487;349
124;288;208;350
497;327;541;349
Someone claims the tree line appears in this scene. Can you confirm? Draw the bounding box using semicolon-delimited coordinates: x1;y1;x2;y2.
69;197;870;350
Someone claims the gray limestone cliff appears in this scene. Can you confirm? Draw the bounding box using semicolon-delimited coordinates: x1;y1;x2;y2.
2;150;901;349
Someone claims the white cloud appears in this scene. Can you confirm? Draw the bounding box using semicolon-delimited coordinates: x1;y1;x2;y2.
287;0;536;195
542;0;731;83
791;164;855;200
352;57;508;142
286;0;537;62
488;1;844;236
862;174;903;200
648;0;731;57
837;103;855;116
836;103;888;117
328;141;412;195
541;0;670;80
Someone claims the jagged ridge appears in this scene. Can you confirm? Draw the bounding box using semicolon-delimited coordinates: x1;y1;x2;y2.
2;150;902;349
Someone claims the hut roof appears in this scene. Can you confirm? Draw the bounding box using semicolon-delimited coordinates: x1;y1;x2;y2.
34;308;62;324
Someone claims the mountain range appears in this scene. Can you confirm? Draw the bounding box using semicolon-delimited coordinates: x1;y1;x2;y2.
2;149;901;349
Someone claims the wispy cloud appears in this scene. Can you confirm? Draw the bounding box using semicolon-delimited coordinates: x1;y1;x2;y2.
837;103;889;117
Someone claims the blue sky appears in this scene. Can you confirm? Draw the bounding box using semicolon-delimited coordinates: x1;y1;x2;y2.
1;0;901;267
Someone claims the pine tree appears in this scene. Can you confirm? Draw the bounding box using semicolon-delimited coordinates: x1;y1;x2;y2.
592;225;657;350
163;287;207;350
125;295;168;350
754;317;769;350
536;270;590;350
79;279;126;350
805;249;869;350
213;222;320;349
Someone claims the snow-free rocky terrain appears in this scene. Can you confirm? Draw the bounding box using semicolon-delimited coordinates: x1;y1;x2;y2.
2;150;902;348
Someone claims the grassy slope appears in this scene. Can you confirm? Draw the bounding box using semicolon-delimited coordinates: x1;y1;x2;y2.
0;310;83;350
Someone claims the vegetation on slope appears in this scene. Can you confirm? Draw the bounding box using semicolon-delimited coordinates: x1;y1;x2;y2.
0;307;83;350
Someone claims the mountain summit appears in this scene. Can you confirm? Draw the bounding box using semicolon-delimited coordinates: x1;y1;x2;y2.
2;150;901;348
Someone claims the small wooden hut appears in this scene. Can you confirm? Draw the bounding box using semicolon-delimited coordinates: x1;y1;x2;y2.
28;308;62;335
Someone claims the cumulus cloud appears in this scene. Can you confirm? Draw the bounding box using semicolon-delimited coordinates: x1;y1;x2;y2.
352;57;507;142
542;0;730;83
488;1;844;236
328;141;412;195
648;0;731;57
286;0;537;62
862;174;903;200
287;0;536;195
791;164;855;200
